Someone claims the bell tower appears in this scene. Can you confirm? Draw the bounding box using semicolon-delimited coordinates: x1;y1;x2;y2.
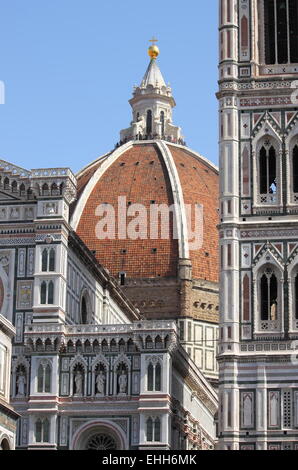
218;0;298;450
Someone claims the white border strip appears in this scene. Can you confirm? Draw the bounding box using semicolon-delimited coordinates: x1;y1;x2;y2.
156;141;190;259
70;141;134;230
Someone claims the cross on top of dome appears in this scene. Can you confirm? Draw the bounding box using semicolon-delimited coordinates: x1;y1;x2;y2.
148;37;159;60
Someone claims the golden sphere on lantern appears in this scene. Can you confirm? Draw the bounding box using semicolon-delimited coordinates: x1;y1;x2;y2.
148;45;159;59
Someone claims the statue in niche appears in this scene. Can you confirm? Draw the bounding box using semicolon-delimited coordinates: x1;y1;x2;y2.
44;203;57;215
74;370;83;396
118;369;127;394
95;370;105;396
25;207;34;219
16;370;26;397
270;300;277;321
10;207;19;218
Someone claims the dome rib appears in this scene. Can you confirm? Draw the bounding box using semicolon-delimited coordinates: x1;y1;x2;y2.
72;141;219;283
156;140;189;259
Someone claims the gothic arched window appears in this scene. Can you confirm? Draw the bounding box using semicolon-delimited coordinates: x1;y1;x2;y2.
154;417;161;442
160;111;165;136
81;296;88;324
146;418;153;442
35;418;50;443
19;184;26;197
42;183;49;196
42;248;55;272
260;270;278;321
145;336;153;349
293;145;298;193
4;178;9;190
147;361;162;392
148;363;154;391
42;249;48;272
40;282;47;304
146;110;152;136
48;281;54;304
146;417;161;442
80;291;91;324
259;145;277;201
49;249;55;272
37;362;52;393
51;183;59;196
44;364;51;393
43;418;50;442
11;181;18;193
264;0;298;64
155;363;161;391
35;419;42;442
243;274;250;322
0;438;10;450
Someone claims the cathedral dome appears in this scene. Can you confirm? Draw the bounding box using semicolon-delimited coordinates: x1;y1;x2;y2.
70;140;219;283
70;45;219;322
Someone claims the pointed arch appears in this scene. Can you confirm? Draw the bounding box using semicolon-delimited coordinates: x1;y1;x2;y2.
49;248;55;272
252;120;282;208
154;417;161;441
48;281;54;304
254;261;283;334
91;354;109;396
242;273;250;322
146;417;153;442
37;364;43;393
35;419;43;442
264;0;298;64
146;109;152;136
19;183;26;196
35;417;50;443
80;289;91;325
51;182;59;196
45;364;51;392
69;355;88;396
42;249;48;272
145;336;153;349
155;363;162;391
155;335;163;349
3;177;9;190
42;183;49;196
37;360;52;393
160;111;165;136
11;180;18;193
148;363;154;391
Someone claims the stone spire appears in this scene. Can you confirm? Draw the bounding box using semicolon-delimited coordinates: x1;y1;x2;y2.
120;43;184;145
141;58;167;89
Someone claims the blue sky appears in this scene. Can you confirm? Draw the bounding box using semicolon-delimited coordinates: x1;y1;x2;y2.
0;0;218;173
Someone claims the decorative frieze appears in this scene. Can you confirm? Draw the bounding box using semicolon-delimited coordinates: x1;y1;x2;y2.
241;230;298;239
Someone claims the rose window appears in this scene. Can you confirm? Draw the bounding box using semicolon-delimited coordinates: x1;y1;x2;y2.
86;434;117;450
